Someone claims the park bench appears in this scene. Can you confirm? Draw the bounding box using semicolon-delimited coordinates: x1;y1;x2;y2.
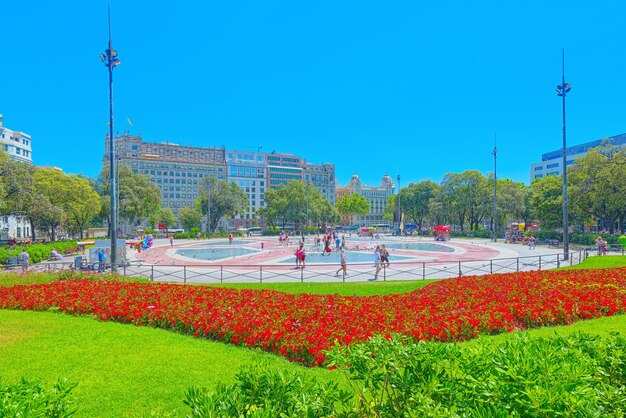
3;256;21;270
548;239;560;248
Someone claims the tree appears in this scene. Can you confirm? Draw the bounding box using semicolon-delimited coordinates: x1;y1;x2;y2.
440;170;489;231
398;180;439;232
0;150;34;215
96;165;162;235
261;181;336;230
530;175;562;230
149;208;176;232
491;178;530;233
569;144;626;233
64;175;101;239
197;177;247;232
336;193;370;225
31;168;74;241
178;206;202;232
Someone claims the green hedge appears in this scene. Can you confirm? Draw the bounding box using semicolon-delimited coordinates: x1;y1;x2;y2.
0;377;77;417
187;332;626;417
0;241;79;265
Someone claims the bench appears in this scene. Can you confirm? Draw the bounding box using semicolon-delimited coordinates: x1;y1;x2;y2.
548;239;560;248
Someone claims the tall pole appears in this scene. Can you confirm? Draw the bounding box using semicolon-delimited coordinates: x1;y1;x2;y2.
207;178;212;236
556;49;571;261
305;180;309;231
103;6;120;273
396;174;401;231
492;134;497;242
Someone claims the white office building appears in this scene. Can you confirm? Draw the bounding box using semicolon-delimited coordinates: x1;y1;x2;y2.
0;114;32;164
530;133;626;182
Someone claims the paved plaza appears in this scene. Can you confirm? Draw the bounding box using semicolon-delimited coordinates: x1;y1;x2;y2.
119;235;581;284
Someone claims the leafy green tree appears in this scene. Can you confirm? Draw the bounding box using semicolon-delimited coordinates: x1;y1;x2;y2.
149;208;176;232
261;181;336;230
440;170;489;231
336;193;370;225
569;144;626;233
96;165;162;235
178;206;202;232
530;175;562;230
398;180;439;232
197;177;247;232
0;150;34;215
490;178;530;233
64;175;101;239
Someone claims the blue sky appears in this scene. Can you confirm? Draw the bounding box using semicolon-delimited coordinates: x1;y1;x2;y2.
2;1;625;187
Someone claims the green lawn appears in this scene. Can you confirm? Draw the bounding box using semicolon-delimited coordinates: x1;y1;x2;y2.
0;310;339;417
558;255;626;270
1;254;626;416
205;279;435;296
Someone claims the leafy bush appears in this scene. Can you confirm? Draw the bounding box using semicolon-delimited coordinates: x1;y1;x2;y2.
188;332;626;417
0;377;77;417
184;363;349;417
619;235;626;250
0;241;79;265
325;332;626;417
570;232;620;246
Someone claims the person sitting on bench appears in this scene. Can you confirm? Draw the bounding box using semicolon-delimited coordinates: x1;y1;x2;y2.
50;248;64;261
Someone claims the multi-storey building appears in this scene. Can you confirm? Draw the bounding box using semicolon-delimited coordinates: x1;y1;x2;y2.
303;162;336;207
337;174;395;226
0;114;32;164
225;150;267;229
104;134;226;214
103;135;337;229
530;133;626;182
265;153;303;189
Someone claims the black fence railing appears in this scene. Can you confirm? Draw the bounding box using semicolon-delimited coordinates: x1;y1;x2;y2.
26;250;593;284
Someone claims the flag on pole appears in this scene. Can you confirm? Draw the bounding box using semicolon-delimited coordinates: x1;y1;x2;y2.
127;118;133;126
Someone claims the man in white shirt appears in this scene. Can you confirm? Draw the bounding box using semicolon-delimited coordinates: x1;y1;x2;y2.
369;245;381;281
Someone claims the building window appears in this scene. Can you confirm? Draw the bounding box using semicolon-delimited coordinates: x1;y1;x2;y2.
546;163;559;169
534;166;543;171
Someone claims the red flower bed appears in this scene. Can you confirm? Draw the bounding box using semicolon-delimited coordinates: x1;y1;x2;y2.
1;268;626;366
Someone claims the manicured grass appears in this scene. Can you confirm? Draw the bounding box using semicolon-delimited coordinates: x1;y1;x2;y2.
205;279;435;296
558;255;626;270
0;310;339;418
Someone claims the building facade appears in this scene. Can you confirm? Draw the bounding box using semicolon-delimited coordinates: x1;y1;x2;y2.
225;150;267;229
0;212;31;241
303;162;336;207
338;174;395;226
0;114;32;164
104;135;337;230
530;133;626;181
104;134;226;215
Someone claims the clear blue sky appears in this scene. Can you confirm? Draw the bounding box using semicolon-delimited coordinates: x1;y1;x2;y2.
2;1;625;187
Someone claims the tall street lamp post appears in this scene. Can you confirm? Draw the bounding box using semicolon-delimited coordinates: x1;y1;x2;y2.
492;134;497;242
101;6;121;272
396;174;401;232
556;49;572;261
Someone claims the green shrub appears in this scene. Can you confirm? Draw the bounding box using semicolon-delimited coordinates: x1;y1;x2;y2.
619;236;626;250
0;377;77;417
184;364;349;417
325;332;626;417
0;241;79;265
189;332;626;417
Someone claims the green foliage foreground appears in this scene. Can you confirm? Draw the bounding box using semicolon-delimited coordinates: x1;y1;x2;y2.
189;332;626;417
0;378;77;418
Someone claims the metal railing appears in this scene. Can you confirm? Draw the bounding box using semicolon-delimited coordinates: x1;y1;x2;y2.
29;250;592;284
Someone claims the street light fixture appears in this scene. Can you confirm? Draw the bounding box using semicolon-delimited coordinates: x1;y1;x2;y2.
102;6;121;272
556;49;572;261
396;174;401;232
492;134;497;242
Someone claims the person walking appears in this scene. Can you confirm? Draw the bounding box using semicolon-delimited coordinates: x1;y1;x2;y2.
336;246;348;278
369;245;381;281
97;248;106;272
20;249;30;272
380;244;390;267
169;235;174;247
